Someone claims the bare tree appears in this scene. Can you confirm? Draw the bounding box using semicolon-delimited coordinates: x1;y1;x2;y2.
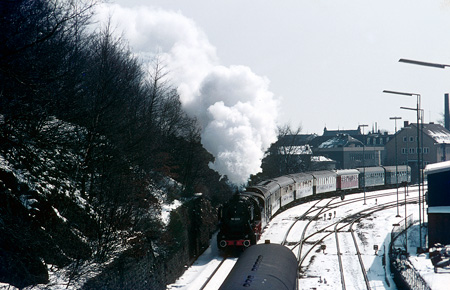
257;123;311;180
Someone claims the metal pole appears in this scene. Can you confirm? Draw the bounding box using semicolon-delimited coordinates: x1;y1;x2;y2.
405;183;408;253
406;126;409;196
416;95;422;250
360;124;368;205
390;117;402;217
382;89;422;249
420;109;425;227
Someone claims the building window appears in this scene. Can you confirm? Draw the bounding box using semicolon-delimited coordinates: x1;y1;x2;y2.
410;136;414;142
401;148;407;154
409;148;415;154
423;147;429;154
403;136;407;142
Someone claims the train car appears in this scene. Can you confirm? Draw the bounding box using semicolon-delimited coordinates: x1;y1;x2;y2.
335;169;359;191
248;180;279;222
244;186;272;226
218;165;411;251
383;165;411;185
289;172;314;200
357;166;385;188
311;170;337;194
398;165;412;184
219;243;298;290
271;175;297;208
240;190;268;227
217;194;262;249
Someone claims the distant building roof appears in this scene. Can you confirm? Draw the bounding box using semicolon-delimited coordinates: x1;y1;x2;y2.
394;123;450;145
276;134;318;146
317;134;363;149
420;123;450;144
323;126;362;137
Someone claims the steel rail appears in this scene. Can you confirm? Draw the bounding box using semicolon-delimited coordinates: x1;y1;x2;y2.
199;257;228;290
296;197;419;273
334;222;347;290
350;219;371;290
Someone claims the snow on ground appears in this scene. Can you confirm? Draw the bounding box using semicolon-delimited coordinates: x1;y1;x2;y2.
161;199;183;225
167;233;236;290
167;186;450;290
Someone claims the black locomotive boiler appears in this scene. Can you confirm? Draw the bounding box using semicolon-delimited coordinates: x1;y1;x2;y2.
217;194;262;249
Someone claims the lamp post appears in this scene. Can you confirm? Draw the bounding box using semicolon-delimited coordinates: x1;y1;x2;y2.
360;124;368;205
419;109;425;225
404;181;408;253
400;106;424;250
390;116;402;217
403;125;413;254
404;125;412;196
399;57;449;249
383;90;423;249
399;58;450;69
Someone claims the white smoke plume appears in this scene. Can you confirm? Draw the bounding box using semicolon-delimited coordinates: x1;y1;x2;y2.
96;4;279;184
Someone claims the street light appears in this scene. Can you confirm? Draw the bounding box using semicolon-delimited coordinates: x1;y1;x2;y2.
399;57;448;235
399;58;450;69
403;125;413;196
400;107;425;233
390;116;402;217
383;90;423;249
403;181;408;253
360;124;368;205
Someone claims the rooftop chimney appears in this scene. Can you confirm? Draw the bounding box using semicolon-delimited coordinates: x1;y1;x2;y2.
445;93;450;130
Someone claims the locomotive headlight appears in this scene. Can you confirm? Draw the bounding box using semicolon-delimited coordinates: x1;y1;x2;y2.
243;240;251;247
220;240;227;248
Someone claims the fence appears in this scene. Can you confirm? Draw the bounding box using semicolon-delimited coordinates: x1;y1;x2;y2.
391;214;414;251
389;214;431;290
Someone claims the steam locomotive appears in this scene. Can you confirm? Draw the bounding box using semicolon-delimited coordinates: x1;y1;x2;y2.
217;166;410;250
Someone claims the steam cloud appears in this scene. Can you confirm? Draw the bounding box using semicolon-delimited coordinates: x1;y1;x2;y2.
96;4;279;184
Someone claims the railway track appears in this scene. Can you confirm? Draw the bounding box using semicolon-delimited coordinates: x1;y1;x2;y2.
198;257;238;290
280;187;421;289
332;198;418;290
281;198;334;246
284;187;416;255
198;258;226;290
334;213;371;290
193;187;421;289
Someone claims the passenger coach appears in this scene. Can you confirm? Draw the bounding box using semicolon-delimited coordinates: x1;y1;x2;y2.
289;172;314;199
218;165;411;250
311;170;337;194
384;165;411;185
336;169;359;191
357;166;385;188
